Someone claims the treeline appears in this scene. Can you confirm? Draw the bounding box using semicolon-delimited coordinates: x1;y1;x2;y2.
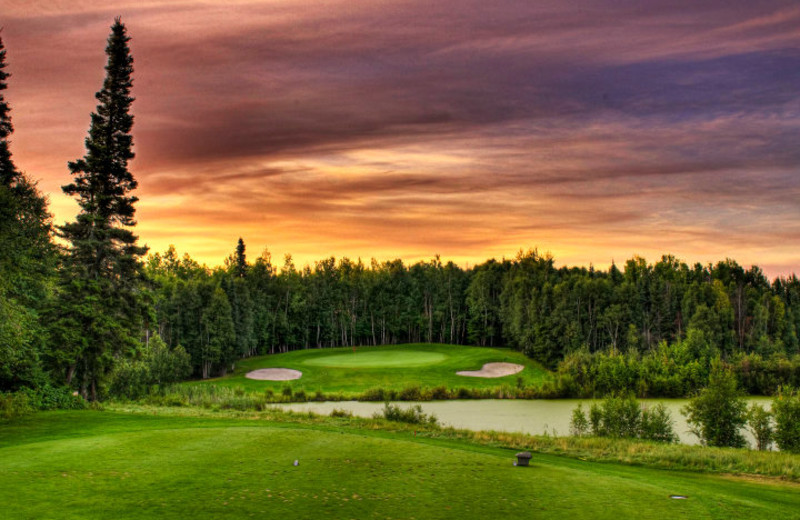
145;243;470;378
144;241;800;395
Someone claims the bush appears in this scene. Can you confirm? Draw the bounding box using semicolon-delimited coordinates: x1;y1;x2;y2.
747;403;773;451
570;403;589;437
773;387;800;453
375;403;438;426
0;392;33;419
281;384;293;397
640;403;677;443
361;387;388;401
398;386;422;401
108;335;193;399
601;395;641;438
589;403;602;434
7;385;86;412
330;408;353;418
430;386;450;400
456;387;474;399
682;362;747;448
108;359;151;399
573;397;676;443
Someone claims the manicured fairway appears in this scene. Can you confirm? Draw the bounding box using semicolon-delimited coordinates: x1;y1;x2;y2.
1;411;798;520
195;343;548;395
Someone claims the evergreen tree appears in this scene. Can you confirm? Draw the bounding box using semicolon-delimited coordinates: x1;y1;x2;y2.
0;35;55;391
55;19;147;399
0;35;15;185
235;238;247;278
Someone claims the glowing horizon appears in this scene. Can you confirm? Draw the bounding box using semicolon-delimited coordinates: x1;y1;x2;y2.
5;1;800;277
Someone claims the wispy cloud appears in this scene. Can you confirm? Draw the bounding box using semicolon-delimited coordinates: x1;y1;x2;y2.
5;0;800;275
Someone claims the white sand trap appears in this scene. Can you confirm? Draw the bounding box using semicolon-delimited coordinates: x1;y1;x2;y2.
457;362;525;378
245;368;303;381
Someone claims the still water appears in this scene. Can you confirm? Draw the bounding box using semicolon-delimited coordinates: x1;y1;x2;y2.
279;398;772;446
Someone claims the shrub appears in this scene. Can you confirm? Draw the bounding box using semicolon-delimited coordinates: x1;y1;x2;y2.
456;387;473;399
375;403;438;426
398;386;422;401
589;403;603;435
573;397;676;443
281;384;293;397
361;387;388;401
108;359;150;399
640;403;677;443
430;386;450;400
682;362;747;448
746;403;773;451
601;395;641;438
7;385;87;411
773;387;800;453
570;403;589;437
108;335;193;399
293;389;307;402
330;408;353;418
0;392;33;419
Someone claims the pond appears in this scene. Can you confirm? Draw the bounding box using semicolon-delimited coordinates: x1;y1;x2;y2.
279;397;772;446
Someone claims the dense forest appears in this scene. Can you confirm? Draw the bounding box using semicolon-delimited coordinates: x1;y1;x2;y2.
1;21;799;404
144;243;800;395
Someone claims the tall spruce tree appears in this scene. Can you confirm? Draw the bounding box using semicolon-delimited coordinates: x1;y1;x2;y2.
0;35;55;391
56;19;147;399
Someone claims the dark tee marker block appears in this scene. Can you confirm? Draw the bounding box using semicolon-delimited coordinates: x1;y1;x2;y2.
515;451;532;467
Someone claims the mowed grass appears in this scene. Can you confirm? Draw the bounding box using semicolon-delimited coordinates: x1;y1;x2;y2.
194;343;548;395
2;411;799;520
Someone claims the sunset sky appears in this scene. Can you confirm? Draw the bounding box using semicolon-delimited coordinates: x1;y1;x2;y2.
3;0;800;276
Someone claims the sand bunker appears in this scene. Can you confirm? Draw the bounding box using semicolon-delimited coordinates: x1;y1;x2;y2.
456;362;524;378
245;368;303;381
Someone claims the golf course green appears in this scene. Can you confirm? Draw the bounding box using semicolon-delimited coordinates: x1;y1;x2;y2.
1;410;798;519
195;343;548;395
302;350;448;368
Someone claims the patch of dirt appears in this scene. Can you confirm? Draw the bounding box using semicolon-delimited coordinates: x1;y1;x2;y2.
456;362;524;378
245;368;303;381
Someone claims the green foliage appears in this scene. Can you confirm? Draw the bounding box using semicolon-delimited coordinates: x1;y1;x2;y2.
747;403;774;451
376;402;438;425
0;392;33;419
580;395;676;443
55;19;147;400
108;334;193;399
200;287;235;378
773;387;800;453
330;407;353;418
682;363;748;448
0;385;86;419
640;403;679;443
569;403;589;436
0;36;56;394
